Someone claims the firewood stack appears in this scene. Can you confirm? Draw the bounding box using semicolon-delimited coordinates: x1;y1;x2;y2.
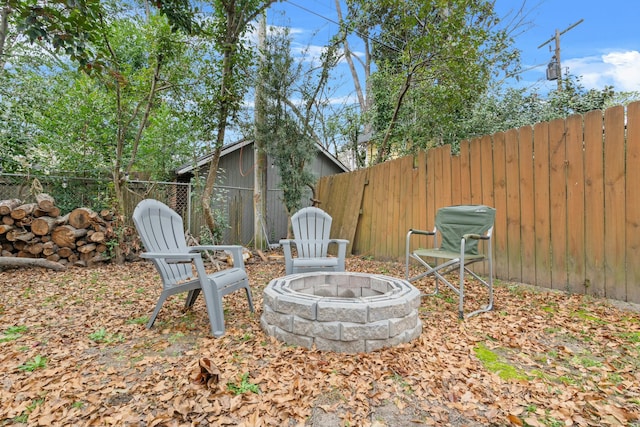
0;194;114;267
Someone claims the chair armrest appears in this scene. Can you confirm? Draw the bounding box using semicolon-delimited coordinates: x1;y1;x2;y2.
408;228;435;236
279;240;294;274
462;233;489;240
140;252;200;264
189;245;245;269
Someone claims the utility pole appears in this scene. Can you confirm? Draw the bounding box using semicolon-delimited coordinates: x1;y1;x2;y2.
538;19;583;91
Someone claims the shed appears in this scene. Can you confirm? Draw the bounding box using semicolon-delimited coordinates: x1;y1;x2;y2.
175;139;349;247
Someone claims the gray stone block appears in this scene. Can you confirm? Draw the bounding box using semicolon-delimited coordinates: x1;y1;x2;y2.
341;319;389;341
274;327;315;349
316;300;367;323
315;337;365;353
388;310;419;337
275;294;318;320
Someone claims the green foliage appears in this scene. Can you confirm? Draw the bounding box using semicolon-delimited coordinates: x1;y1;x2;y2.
473;342;528;381
18;355;47;372
0;325;28;342
227;372;260;395
343;0;521;162
255;22;328;213
89;327;124;344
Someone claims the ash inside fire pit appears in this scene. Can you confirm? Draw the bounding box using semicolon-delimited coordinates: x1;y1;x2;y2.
261;272;422;353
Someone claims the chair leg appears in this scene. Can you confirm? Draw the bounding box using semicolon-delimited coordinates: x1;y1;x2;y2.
244;283;255;312
200;283;226;337
185;289;200;309
147;293;169;329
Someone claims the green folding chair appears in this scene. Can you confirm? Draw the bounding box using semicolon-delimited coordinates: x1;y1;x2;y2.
405;205;496;319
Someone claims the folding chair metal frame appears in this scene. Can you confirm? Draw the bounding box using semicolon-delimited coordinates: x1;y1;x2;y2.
405;205;495;319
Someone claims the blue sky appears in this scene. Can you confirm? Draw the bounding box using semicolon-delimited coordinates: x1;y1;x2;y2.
266;0;640;96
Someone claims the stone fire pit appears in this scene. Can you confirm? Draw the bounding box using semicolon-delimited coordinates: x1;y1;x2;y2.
260;272;422;353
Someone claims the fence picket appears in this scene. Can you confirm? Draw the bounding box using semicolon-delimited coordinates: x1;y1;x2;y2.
626;102;640;302
565;114;586;294
604;106;627;300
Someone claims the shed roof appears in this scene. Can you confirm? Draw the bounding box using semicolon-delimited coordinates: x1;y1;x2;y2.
175;139;349;176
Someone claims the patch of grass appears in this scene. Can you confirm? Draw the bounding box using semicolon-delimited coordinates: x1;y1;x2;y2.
572;309;607;324
18;355;47;372
168;332;185;344
13;398;44;423
390;372;414;395
227;373;260;395
0;325;28;342
89;328;124;344
618;331;640;343
570;355;602;369
126;316;149;326
473;342;529;381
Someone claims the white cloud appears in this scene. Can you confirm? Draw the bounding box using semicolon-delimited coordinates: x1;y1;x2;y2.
565;50;640;92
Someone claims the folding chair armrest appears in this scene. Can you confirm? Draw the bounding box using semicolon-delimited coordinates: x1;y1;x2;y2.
140;252;199;264
405;228;436;279
408;228;435;237
190;245;245;268
462;233;489;240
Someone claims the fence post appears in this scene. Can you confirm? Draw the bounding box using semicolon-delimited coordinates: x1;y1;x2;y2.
187;181;192;233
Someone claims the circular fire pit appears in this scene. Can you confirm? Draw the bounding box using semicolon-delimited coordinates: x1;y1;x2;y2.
261;272;422;353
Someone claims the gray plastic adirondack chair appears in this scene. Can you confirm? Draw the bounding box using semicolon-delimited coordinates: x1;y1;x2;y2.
132;199;254;337
280;206;349;275
405;205;496;319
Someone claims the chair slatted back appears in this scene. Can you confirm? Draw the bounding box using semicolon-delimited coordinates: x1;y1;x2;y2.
435;205;496;255
133;199;193;286
291;207;332;258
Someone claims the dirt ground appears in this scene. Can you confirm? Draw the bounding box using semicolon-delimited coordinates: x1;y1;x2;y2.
1;255;639;426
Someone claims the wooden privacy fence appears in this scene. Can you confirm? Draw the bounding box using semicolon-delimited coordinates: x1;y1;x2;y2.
317;102;640;304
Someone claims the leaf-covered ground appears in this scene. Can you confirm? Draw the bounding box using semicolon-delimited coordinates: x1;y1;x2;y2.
1;256;639;426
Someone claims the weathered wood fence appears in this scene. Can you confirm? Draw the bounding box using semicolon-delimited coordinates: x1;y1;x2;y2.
317;102;640;303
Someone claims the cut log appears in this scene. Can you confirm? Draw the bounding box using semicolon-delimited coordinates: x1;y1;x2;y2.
35;193;56;212
0;199;22;216
0;256;66;271
16;251;35;258
46;254;61;262
77;243;97;254
2;215;14;225
31;216;58;236
56;213;70;225
69;207;99;229
42;241;58;256
6;229;35;242
0;224;13;235
25;242;44;255
51;225;87;248
100;209;114;221
57;247;74;258
10;203;37;220
88;231;106;243
34;206;61;218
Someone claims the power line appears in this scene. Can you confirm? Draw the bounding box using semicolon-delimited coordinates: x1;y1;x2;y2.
282;0;402;53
